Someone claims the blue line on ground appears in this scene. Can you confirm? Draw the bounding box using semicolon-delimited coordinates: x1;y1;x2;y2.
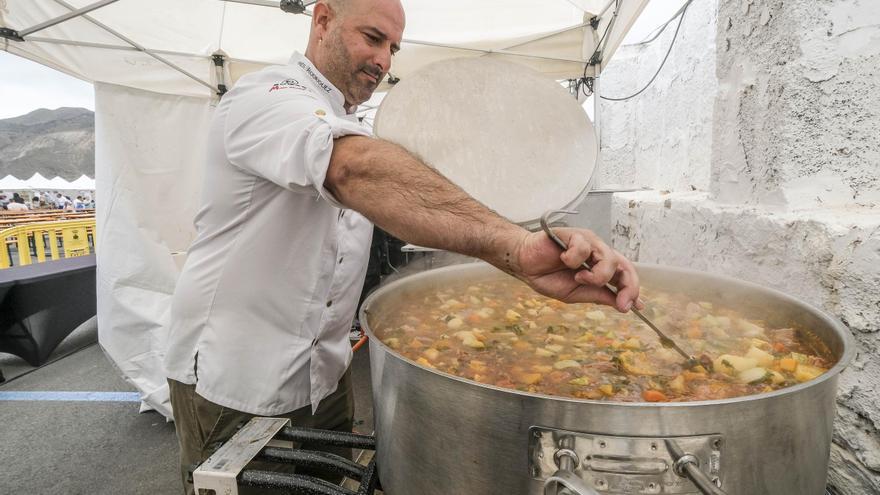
0;391;141;402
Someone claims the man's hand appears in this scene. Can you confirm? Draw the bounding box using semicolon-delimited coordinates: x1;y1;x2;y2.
511;228;642;313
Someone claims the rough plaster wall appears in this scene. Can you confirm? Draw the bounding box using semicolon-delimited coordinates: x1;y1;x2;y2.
592;0;880;492
712;0;880;208
595;0;716;192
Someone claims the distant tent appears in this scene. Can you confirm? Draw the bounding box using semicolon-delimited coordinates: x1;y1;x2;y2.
68;174;96;190
24;172;55;190
47;176;73;190
0;174;31;190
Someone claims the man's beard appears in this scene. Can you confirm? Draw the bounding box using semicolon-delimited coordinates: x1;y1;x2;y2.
323;32;383;105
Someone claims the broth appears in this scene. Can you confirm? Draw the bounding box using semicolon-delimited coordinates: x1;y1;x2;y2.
370;275;834;402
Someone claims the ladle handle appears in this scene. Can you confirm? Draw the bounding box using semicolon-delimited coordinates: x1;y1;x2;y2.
665;439;729;495
543;469;601;495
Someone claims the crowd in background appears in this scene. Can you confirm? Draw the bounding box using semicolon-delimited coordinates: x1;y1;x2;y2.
0;190;95;211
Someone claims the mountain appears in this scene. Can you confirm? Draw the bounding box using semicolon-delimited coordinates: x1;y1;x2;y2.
0;107;94;181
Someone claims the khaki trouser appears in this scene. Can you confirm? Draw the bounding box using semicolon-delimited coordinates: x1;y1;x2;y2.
168;369;354;495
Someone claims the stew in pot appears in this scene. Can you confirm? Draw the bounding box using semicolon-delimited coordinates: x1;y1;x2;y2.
371;275;833;402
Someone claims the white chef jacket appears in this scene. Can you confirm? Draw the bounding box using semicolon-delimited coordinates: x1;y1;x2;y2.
164;53;373;415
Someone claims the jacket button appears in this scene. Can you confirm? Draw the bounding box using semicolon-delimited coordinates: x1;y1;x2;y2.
338;257;343;264
326;300;332;307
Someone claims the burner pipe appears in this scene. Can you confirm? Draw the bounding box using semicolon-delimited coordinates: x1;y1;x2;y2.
239;470;357;495
259;448;367;481
277;427;377;450
357;460;381;495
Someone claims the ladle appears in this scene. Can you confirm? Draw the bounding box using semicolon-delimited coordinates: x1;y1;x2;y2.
540;209;699;369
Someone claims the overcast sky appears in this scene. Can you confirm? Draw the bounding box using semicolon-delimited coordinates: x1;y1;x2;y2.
0;1;684;120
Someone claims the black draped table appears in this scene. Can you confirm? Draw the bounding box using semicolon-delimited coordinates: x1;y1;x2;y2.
0;255;96;367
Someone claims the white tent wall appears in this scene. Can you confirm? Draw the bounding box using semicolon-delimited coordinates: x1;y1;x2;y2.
94;82;213;417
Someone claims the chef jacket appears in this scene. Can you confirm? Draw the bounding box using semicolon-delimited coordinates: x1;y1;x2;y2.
164;52;373;415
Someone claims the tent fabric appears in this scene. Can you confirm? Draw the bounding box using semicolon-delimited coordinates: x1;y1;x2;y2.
68;174;96;190
46;175;72;189
23;172;55;190
95;82;213;418
2;0;648;100
0;174;31;190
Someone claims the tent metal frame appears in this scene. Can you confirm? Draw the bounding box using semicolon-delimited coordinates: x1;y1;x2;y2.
18;0;122;38
5;0;613;93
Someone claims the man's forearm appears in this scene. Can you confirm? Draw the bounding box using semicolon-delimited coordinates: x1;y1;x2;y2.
325;136;527;273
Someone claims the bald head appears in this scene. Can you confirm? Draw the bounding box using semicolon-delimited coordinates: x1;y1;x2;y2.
321;0;348;17
306;0;405;109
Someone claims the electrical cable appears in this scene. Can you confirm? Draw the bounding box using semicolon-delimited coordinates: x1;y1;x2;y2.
631;0;693;46
599;0;693;101
570;0;618;98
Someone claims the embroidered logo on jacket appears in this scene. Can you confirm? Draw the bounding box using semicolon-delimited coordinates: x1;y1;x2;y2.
297;61;333;93
269;78;309;92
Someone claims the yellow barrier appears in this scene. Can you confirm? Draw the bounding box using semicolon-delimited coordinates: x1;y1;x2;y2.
0;219;96;268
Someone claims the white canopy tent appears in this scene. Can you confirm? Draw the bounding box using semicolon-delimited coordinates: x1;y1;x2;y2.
0;174;31;190
23;172;56;190
68;173;96;190
1;0;649;417
46;175;73;189
2;0;646;98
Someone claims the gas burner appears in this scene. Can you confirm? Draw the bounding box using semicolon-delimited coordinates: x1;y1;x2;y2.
192;417;380;495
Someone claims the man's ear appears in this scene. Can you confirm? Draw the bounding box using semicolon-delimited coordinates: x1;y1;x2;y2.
311;2;333;38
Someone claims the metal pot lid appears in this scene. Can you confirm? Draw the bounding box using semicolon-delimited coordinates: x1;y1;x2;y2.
373;57;597;228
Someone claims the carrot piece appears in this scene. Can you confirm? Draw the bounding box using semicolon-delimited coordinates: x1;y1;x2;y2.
779;358;798;372
466;313;482;324
686;322;703;339
772;342;786;353
642;389;668;402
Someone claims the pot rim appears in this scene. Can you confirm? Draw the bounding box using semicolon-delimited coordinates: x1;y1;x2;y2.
359;261;856;408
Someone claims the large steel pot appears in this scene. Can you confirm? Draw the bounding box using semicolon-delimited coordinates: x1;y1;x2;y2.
359;262;854;495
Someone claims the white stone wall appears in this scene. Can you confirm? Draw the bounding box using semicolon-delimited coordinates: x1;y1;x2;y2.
582;0;880;492
712;0;880;209
594;0;717;192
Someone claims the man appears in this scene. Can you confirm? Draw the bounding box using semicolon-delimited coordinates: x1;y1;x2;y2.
6;198;28;211
164;0;642;493
54;192;71;210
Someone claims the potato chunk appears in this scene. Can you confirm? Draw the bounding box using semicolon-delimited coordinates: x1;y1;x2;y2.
745;346;774;367
794;364;824;383
713;354;758;375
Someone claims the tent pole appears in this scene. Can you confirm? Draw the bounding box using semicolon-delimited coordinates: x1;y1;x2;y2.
597;0;618;18
25;36;276;69
593;77;601;152
497;19;592;52
221;0;279;7
401;38;588;65
47;0;216;92
18;0;122;38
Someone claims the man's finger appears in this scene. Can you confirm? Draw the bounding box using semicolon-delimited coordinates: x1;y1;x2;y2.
573;245;618;286
613;258;641;313
563;284;618;307
559;232;594;270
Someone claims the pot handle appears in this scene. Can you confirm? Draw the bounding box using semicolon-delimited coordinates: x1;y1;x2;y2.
665;439;729;495
543;468;601;495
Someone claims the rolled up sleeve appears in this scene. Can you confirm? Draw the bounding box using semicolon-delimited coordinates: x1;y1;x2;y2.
223;90;370;207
